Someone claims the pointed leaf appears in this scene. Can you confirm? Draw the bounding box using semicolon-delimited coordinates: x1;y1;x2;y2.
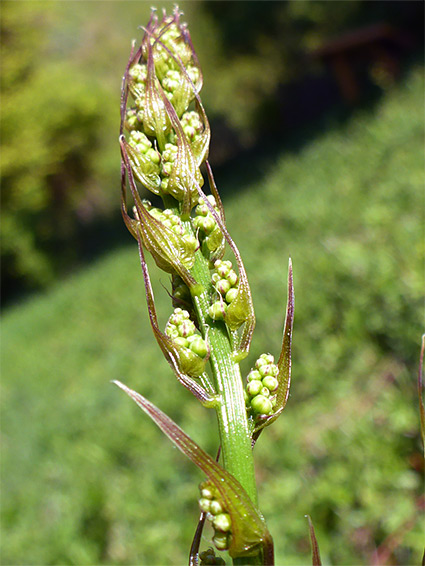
275;257;294;411
189;98;210;166
114;381;273;561
143;41;172;150
158;86;202;216
306;515;322;566
123;139;161;195
120;136;203;296
253;259;294;439
134;231;215;406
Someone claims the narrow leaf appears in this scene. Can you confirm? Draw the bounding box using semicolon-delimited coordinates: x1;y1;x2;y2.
134;231;214;406
114;381;273;562
306;515;322;566
120;136;201;294
276;257;294;410
253;259;294;439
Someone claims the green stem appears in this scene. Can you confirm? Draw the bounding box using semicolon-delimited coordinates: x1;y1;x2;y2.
190;249;257;506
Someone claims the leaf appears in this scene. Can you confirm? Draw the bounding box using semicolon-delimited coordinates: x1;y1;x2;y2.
120;136;202;295
143;41;172;150
275;257;294;411
253;259;294;439
306;515;322;566
113;381;274;562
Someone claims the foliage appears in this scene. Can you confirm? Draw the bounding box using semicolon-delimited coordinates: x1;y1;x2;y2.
1;2;107;289
2;65;423;565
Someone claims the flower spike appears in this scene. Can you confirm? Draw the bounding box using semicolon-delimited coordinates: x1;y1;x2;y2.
113;381;274;564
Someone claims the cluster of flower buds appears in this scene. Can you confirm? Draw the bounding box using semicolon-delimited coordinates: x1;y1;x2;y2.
199;548;226;565
122;9;209;215
193;196;225;257
165;307;208;364
245;354;279;417
199;481;232;552
141;200;198;258
208;260;239;322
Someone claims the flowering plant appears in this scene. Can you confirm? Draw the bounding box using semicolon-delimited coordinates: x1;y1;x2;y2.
116;8;297;565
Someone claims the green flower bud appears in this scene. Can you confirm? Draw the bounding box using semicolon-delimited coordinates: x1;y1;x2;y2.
200;195;217;207
167;328;179;340
122;138;161;195
260;386;271;398
188;336;208;358
226;269;238;287
262;376;279;392
213;532;229;551
195;203;210;217
162;69;181;93
211;272;221;285
129;63;147;83
225;287;238;304
209;300;227;321
174;336;189;348
247;369;262;382
213;513;232;533
128;63;148;100
177;344;207;378
168;307;189;325
125;108;140;131
200;484;215;500
178;319;196;337
199;498;212;513
216;279;231;296
256;353;275;367
224;282;251;332
146;148;160;164
259;363;279;378
204;225;225;253
246;380;262;397
181;110;203;142
250;394;273;416
199;215;216;234
214;260;230;279
209;499;224;516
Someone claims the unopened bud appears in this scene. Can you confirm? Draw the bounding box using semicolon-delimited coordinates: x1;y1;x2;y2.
250;394;273;415
209;300;227;321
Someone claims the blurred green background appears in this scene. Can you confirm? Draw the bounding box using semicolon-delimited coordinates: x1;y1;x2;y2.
1;1;424;565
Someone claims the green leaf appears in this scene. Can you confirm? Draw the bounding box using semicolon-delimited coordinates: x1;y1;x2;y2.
253;259;294;439
143;41;172;150
120;137;202;295
113;381;274;562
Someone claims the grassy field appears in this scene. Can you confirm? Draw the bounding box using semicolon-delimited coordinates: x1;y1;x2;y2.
2;67;424;565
